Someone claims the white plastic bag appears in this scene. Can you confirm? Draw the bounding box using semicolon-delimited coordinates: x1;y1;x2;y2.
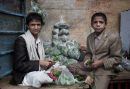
22;71;53;88
56;67;76;85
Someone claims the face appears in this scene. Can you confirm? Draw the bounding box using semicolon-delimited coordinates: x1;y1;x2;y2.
28;20;42;38
91;16;106;33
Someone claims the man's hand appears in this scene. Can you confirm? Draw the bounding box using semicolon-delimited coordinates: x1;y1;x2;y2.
91;60;103;69
39;60;54;69
80;45;87;54
85;76;94;85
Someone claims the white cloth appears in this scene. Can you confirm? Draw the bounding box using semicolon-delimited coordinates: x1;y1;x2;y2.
20;30;53;88
21;30;45;61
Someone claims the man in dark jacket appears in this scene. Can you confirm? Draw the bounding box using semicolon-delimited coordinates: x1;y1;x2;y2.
10;12;54;88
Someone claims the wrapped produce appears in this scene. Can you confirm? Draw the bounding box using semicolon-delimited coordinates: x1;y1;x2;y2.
56;68;75;85
44;16;81;65
45;47;61;57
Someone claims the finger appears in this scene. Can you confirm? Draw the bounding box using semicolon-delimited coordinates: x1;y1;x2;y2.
48;62;52;65
85;79;91;85
48;62;54;66
86;78;94;85
89;79;93;84
92;64;97;68
84;80;89;84
87;80;91;85
48;60;53;63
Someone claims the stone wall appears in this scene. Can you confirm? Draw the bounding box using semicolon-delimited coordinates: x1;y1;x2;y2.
37;0;130;46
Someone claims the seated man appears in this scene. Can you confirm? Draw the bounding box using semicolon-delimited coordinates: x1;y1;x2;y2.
10;12;54;88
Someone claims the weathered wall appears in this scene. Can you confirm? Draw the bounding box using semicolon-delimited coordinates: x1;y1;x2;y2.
38;0;130;46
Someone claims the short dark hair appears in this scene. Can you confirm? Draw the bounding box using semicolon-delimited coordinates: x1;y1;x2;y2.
91;12;107;24
26;12;44;26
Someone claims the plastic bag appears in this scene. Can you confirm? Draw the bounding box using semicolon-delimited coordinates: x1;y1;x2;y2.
45;47;61;57
22;71;53;88
56;67;76;85
66;40;80;59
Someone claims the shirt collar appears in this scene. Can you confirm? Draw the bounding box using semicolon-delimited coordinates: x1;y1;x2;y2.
94;31;104;40
35;37;41;44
